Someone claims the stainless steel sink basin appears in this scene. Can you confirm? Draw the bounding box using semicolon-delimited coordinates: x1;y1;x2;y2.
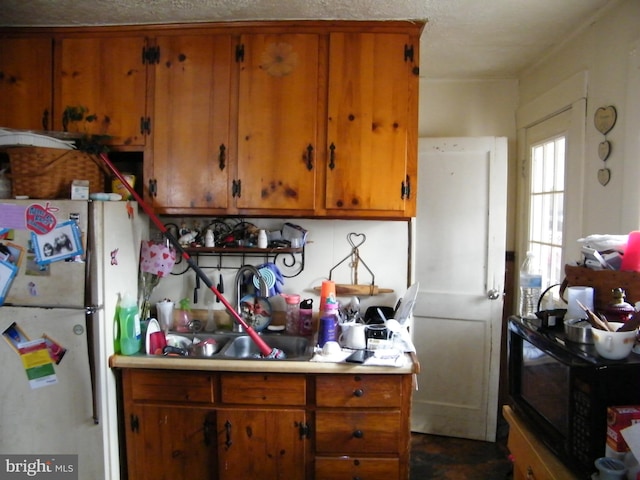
222;335;312;360
163;332;313;361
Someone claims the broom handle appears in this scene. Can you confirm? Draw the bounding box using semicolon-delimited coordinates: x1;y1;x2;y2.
98;153;275;357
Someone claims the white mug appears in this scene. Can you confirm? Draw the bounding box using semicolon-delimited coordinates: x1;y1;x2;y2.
339;322;367;349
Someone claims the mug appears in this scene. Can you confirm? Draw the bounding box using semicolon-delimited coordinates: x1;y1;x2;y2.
339;322;367;349
591;323;637;360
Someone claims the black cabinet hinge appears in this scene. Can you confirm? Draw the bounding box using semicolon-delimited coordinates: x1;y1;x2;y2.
142;46;160;65
236;44;245;63
232;179;241;198
148;178;157;198
401;175;411;199
140;117;151;135
404;44;414;63
130;414;139;433
298;422;310;439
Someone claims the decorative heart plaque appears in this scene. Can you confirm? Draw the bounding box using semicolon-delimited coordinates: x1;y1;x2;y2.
597;167;611;186
598;140;611;161
594;106;617;135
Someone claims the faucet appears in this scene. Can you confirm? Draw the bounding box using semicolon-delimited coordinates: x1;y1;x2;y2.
233;265;269;333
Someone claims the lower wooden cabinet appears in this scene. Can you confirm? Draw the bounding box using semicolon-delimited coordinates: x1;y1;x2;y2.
120;369;413;480
503;405;578;480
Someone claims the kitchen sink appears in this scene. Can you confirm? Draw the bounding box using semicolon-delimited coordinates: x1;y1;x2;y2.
222;334;312;360
163;332;314;361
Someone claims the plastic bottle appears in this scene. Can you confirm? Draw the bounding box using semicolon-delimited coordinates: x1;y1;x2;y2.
299;299;314;336
119;292;141;355
204;229;215;247
113;294;121;354
519;251;542;319
257;229;268;249
283;294;301;335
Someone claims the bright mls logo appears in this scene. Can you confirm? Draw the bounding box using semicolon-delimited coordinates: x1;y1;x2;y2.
0;455;77;479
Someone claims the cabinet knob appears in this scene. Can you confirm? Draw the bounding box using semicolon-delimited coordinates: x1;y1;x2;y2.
352;429;364;439
353;389;364;397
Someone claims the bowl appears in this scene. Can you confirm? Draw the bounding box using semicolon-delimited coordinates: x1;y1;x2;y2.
564;318;594;344
591;322;637;360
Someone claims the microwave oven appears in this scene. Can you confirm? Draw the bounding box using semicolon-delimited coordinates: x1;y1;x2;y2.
507;316;640;477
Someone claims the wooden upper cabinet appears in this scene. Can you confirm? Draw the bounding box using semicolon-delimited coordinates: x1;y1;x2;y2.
54;35;148;147
236;33;320;213
150;34;233;213
326;32;419;217
0;37;53;131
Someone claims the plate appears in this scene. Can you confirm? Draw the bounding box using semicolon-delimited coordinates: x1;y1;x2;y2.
395;282;419;325
253;267;276;290
239;294;272;332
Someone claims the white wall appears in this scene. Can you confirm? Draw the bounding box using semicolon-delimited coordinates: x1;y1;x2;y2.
518;0;640;235
149;217;410;319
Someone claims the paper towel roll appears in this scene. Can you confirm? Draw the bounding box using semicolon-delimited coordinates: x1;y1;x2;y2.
566;286;594;319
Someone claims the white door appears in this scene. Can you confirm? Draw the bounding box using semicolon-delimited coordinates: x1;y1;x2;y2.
411;137;507;442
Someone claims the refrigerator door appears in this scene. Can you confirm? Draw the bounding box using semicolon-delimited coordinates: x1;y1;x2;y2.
2;199;88;307
0;307;104;479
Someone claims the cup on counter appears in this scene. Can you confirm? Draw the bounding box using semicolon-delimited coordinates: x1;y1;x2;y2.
591;323;637;360
156;300;174;333
339;322;367;349
365;324;389;349
147;331;167;355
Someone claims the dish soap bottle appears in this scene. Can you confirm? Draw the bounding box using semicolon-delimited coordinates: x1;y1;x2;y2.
519;251;542;319
119;292;141;355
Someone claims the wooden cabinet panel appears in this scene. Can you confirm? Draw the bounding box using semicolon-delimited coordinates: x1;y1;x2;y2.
129;369;215;403
0;37;52;131
221;373;307;405
126;404;216;480
326;32;418;216
55;35;147;146
236;33;320;212
315;456;400;479
151;33;233;212
315;410;401;454
217;407;308;480
316;374;403;407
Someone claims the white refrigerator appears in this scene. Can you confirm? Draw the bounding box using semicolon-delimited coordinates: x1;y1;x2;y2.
0;199;147;479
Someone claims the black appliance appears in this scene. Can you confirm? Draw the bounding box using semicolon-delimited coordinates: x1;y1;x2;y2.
508;316;640;477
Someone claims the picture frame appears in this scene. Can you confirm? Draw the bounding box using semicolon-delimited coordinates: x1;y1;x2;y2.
31;220;84;265
0;260;18;305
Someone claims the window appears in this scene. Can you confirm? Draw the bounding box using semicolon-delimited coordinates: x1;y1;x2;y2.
528;136;565;289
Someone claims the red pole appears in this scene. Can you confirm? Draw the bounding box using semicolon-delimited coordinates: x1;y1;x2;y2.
98;152;282;358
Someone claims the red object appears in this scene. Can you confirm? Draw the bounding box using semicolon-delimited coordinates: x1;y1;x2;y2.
621;231;640;271
98;153;279;358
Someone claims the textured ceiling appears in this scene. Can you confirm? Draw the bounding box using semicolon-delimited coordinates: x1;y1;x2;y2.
0;0;616;78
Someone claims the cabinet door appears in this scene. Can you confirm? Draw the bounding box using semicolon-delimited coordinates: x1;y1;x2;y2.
217;408;308;480
326;32;418;216
55;35;147;146
125;405;216;480
151;34;233;212
0;37;52;130
236;33;319;213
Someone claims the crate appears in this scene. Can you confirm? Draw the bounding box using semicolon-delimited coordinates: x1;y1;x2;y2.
561;264;640;310
6;147;105;199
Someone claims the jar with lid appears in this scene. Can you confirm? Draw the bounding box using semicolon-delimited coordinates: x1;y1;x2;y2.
281;294;301;335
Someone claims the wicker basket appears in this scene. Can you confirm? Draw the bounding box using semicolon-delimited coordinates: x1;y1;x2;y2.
6;147;106;199
560;264;640;310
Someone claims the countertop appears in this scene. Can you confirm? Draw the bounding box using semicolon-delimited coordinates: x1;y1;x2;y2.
110;352;420;374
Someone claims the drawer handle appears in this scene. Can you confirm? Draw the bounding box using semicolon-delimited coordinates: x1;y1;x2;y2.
352;429;364;439
353;389;364;397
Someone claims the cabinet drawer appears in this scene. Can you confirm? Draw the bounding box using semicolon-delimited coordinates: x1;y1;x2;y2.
315;456;399;479
316;375;403;407
315;411;401;454
128;370;215;404
221;373;306;405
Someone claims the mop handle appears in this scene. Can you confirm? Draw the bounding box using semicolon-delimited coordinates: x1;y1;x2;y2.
98;153;275;357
